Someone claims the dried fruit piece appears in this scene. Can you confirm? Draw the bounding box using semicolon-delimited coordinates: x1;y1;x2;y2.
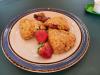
34;13;50;22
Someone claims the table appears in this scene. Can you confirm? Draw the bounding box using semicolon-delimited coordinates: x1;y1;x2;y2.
0;0;100;75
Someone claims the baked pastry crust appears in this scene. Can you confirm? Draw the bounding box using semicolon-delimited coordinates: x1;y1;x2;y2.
19;19;35;40
19;19;46;40
44;17;69;30
48;29;76;54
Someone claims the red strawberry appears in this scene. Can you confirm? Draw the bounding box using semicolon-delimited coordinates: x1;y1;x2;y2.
35;30;48;43
38;42;53;59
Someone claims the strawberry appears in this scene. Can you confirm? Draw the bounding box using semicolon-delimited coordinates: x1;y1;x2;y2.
38;42;53;59
35;30;48;43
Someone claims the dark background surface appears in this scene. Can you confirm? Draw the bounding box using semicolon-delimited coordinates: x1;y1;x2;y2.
0;0;100;75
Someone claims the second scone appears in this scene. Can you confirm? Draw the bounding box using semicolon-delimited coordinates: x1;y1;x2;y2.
44;17;70;30
48;29;76;54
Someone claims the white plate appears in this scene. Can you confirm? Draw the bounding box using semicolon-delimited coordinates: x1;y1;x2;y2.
9;11;81;63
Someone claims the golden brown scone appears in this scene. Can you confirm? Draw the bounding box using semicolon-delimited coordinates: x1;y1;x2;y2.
44;17;69;30
19;19;46;40
19;19;35;40
48;29;76;54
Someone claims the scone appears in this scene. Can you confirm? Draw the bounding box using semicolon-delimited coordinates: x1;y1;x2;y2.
44;17;69;30
19;19;35;40
19;19;46;40
48;29;75;54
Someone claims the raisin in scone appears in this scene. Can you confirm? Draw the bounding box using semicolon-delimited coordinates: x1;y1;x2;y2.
48;29;76;54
